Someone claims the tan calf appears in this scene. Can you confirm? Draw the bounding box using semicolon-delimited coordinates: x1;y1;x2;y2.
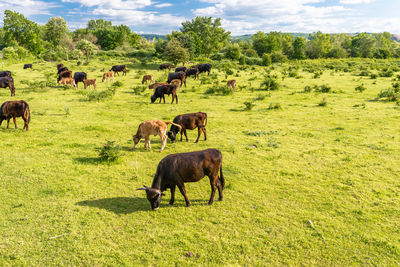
142;74;154;84
58;77;76;87
102;71;114;82
227;79;237;91
131;120;182;152
84;79;97;90
149;82;167;90
170;79;181;89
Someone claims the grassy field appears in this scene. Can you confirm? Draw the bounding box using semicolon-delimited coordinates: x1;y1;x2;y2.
0;58;400;265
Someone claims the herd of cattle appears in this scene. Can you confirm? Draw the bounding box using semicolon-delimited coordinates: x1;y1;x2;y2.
0;61;227;210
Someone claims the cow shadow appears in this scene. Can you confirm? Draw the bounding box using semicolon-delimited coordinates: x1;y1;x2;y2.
76;197;149;214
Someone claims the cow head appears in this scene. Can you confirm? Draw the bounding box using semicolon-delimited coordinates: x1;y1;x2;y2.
167;131;176;142
150;95;157;103
133;134;141;147
137;186;164;210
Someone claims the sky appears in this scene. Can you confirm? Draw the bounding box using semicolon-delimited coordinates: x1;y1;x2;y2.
0;0;399;35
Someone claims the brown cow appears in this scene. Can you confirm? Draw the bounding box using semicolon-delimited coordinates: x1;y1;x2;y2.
57;63;64;70
151;84;178;104
137;148;224;210
0;77;15;96
167;112;207;143
149;82;167;90
170;79;181;89
83;79;97;90
58;77;76;87
227;79;237;91
0;100;30;130
142;74;154;84
102;71;114;82
58;70;73;82
131;120;182;152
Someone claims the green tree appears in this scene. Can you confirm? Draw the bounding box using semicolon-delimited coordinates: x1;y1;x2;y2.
306;31;332;58
224;43;241;60
3;10;43;54
252;31;269;56
180;17;230;57
351;33;376;58
163;40;189;66
76;39;98;62
292;37;306;59
44;17;68;47
87;19;112;31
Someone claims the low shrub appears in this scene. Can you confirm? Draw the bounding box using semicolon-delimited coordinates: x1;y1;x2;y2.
260;77;280;91
318;97;328;106
86;87;116;101
204;85;233;95
243;101;255;110
355;84;366;93
132;85;147;95
267;102;282;110
315;84;331;93
98;140;120;163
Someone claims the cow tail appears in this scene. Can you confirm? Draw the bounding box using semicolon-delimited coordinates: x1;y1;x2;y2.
219;163;225;189
164;121;182;131
204;113;208;127
24;101;31;123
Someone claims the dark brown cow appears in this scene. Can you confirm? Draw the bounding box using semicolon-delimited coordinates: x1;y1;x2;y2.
137;148;224;210
57;67;68;75
58;70;73;82
151;84;178;104
110;65;127;76
0;100;30;130
149;82;167;90
0;71;12;78
0;77;15;96
185;67;199;80
175;66;187;72
57;63;64;70
159;63;171;71
167;72;186;88
167;112;207;143
23;64;32;69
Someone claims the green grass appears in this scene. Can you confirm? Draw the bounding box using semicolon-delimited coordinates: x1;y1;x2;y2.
1;58;400;265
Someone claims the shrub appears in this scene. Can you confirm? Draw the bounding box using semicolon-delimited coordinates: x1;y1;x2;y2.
98;140;120;163
355;84;366;93
261;77;280;91
132;85;147;95
370;73;378;79
86;88;116;101
243;101;255;110
267;102;282;110
313;72;321;79
377;88;399;101
358;70;370;76
270;51;288;63
303;85;312;93
318;97;328;106
204;85;233;95
315;84;331;93
112;81;123;87
380;70;394;77
262;54;272;66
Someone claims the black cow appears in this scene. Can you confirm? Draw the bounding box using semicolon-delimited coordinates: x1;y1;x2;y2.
0;71;12;78
110;65;126;76
159;63;171;71
167;112;207;143
185;67;199;80
57;63;64;70
57;67;68;75
151;84;178;104
74;72;87;88
23;64;32;69
175;66;187;73
0;77;15;96
167;72;186;88
137;148;224;210
196;63;212;75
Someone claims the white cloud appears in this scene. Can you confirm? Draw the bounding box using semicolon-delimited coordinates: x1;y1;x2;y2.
154;3;173;8
340;0;375;4
0;0;59;17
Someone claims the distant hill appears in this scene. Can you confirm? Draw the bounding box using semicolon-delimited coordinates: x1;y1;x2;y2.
140;34;166;41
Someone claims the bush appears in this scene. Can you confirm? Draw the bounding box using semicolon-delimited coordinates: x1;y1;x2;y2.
243;101;255;110
260;77;280;91
204;85;233;95
377;88;399;101
315;84;331;93
358;70;370;76
370;73;378;79
112;81;123;87
303;85;312;93
380;70;394;77
98;140;120;163
267;102;282;110
86;88;116;101
262;54;272;66
355;84;366;93
132;85;147;95
318;98;328;106
270;51;288;63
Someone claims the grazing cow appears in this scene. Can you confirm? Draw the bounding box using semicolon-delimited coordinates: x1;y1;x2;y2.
142;74;154;84
151;84;178;104
185;67;199;80
102;71;114;82
167;112;207;143
110;65;127;76
0;77;15;96
149;82;167;90
196;63;212;75
73;72;87;88
58;77;76;87
137;148;224;210
0;71;12;78
57;67;68;75
23;64;32;69
227;79;237;91
83;79;97;90
57;63;64;70
159;63;171;71
170;79;181;89
0;100;30;130
167;72;186;88
58;70;73;82
131;120;182;152
175;66;187;73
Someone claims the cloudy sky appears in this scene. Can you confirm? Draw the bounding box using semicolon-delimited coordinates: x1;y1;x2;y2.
1;0;399;35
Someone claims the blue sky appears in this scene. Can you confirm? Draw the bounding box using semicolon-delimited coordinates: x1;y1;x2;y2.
1;0;399;35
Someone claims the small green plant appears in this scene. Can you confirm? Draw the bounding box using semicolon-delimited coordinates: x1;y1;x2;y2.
267;102;282;110
370;73;378;79
64;106;71;116
318;97;328;106
132;85;147;95
315;84;331;93
98;140;120;163
204;85;233;95
261;77;280;91
379;70;394;77
243;101;255;111
355;84;366;93
86;88;116;101
303;85;312;93
377;88;399;101
254;94;266;101
267;138;279;148
112;81;123;87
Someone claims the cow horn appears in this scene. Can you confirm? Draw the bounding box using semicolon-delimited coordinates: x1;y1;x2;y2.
136;186;148;191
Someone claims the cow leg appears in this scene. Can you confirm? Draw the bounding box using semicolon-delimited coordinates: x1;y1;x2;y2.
163;95;166;104
180;130;183;141
159;97;162;103
177;184;191;207
184;130;188;142
6;119;10;129
208;175;218;205
169;185;176;205
13;117;17;129
195;127;203;143
160;135;166;152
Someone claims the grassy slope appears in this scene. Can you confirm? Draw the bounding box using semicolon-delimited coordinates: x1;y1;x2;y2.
0;58;399;265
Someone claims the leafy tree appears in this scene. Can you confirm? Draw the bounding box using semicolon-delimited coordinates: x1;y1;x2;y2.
351;33;376;58
163;40;189;66
76;39;98;62
252;31;269;56
224;43;241;60
306;31;332;58
3;10;43;54
292;37;306;59
44;17;68;47
155;39;167;57
180;17;230;57
87;19;112;31
166;31;197;58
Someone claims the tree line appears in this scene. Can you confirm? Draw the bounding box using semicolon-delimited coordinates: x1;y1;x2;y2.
0;10;399;64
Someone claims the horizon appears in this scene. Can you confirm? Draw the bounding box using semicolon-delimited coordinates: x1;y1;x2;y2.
1;0;399;35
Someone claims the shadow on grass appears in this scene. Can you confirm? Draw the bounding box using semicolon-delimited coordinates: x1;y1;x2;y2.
73;157;102;164
76;197;149;214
